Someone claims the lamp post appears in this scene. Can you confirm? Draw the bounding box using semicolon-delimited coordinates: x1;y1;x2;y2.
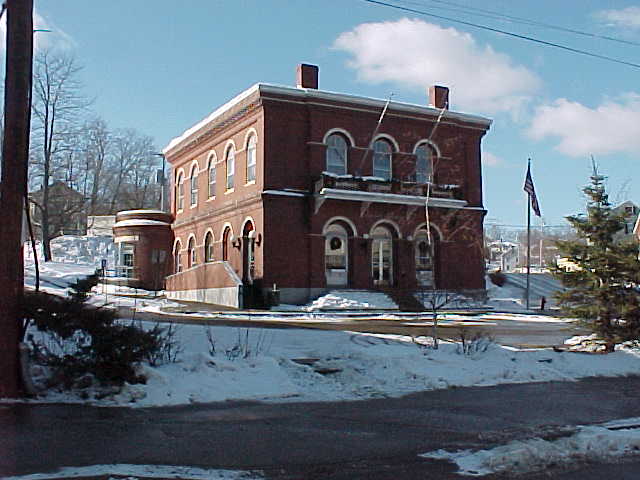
153;153;165;211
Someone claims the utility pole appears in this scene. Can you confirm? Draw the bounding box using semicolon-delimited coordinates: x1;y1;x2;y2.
0;0;34;397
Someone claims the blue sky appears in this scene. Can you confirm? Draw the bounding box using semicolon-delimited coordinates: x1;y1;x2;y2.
29;1;640;228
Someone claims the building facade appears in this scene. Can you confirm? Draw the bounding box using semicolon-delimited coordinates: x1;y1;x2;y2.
163;64;492;307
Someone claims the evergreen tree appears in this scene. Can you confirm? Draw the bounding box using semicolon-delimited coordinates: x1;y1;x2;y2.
554;165;640;351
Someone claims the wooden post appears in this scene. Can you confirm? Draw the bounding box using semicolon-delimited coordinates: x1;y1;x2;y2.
0;0;34;398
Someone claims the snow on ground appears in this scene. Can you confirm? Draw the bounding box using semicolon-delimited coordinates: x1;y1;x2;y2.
281;290;398;311
24;235;116;267
23;236;115;297
421;418;640;476
21;322;640;408
2;464;262;480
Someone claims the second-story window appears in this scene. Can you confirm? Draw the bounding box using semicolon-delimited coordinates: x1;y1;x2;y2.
326;133;348;175
246;134;256;183
176;172;185;211
373;139;393;181
415;143;434;184
190;165;199;206
226;146;235;191
208;154;216;198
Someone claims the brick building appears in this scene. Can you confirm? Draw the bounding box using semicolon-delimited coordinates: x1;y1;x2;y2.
163;64;492;307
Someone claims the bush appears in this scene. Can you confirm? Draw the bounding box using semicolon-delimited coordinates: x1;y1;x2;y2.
488;271;507;287
456;327;495;355
22;275;166;386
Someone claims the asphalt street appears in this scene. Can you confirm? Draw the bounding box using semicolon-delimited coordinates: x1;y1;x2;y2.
2;376;640;479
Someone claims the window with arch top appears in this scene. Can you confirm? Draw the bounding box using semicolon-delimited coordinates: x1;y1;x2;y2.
204;232;214;262
226;146;235;190
176;172;185;211
415;143;434;184
373;139;393;181
190;165;199;206
246;134;256;183
326;133;348;175
188;236;197;268
208;155;216;198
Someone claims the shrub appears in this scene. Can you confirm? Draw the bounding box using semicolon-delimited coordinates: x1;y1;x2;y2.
488;271;507;287
456;327;495;355
22;275;166;386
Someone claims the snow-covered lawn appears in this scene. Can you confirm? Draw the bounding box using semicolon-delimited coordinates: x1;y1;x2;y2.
20;321;640;408
422;417;640;476
2;464;262;480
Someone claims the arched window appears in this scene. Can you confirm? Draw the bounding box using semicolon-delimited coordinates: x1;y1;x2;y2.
188;236;197;268
326;133;348;175
174;241;182;273
246;134;256;183
190;165;199;206
176;172;184;211
415;143;434;184
208;154;216;198
222;227;231;261
226;146;235;190
204;231;214;262
373;139;393;181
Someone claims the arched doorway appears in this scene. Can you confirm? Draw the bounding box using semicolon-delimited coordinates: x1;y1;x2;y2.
371;225;394;286
415;228;438;287
242;221;255;284
324;223;349;286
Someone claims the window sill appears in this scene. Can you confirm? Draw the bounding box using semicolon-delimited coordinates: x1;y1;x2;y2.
206;196;216;202
225;188;235;195
245;180;256;186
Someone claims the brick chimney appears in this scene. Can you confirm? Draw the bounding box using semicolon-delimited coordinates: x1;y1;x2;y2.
296;63;319;89
429;85;449;109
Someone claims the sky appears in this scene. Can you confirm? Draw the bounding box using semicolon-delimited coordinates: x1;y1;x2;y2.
21;0;640;228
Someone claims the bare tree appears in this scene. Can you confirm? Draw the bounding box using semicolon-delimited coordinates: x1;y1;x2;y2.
30;50;89;260
104;129;157;212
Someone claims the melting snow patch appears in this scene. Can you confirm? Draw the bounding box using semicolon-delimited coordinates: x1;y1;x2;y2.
421;420;640;476
1;464;262;479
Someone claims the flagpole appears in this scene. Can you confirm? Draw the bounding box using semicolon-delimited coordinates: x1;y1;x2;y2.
526;158;531;310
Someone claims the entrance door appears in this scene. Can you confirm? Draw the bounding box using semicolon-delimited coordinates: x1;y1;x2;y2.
242;222;255;284
415;230;435;287
371;226;393;286
325;223;348;286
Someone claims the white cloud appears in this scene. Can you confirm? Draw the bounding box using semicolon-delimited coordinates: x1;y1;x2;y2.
482;151;503;167
333;18;541;115
527;93;640;157
595;6;640;30
0;10;75;52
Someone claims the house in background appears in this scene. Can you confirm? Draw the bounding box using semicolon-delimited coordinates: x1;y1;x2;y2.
487;240;519;272
613;200;639;243
159;64;491;308
86;215;116;237
29;181;87;239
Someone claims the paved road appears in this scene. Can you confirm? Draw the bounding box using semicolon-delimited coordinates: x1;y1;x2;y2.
2;376;640;479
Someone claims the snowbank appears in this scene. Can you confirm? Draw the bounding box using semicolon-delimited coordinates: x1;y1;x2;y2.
422;418;640;476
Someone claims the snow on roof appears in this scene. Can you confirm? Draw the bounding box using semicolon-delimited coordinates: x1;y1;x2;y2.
118;209;167;215
162;83;492;155
113;219;171;228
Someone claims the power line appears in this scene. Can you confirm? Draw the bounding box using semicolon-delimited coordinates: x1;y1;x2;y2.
361;0;640;69
395;0;640;47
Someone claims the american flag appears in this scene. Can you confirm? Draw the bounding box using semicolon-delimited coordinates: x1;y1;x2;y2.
524;163;541;217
